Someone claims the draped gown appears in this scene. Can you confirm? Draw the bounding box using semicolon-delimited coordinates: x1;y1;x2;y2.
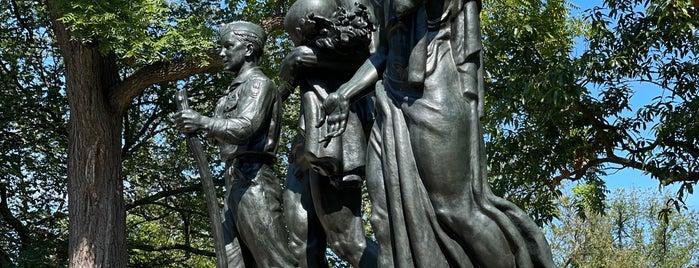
363;0;556;266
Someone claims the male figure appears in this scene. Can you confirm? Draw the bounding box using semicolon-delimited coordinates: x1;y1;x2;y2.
175;21;294;268
320;0;556;267
279;0;378;267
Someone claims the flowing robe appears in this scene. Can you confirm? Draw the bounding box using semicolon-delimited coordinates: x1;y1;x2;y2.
365;0;556;266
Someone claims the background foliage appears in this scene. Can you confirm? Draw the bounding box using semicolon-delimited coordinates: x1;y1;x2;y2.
482;0;699;224
1;0;697;266
548;188;699;267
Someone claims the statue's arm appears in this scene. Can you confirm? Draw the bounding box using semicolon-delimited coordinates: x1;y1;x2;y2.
336;0;386;101
336;48;386;102
278;82;294;103
206;78;276;144
278;45;371;103
315;2;385;138
282;46;368;74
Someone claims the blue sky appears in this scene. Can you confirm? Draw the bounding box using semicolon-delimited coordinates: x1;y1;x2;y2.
567;0;699;211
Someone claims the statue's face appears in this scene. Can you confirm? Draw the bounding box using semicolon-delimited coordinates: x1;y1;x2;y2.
219;33;247;73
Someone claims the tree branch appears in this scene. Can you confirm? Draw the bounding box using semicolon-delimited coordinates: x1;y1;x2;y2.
130;243;215;257
10;0;33;41
664;139;699;158
122;108;166;158
126;184;204;210
110;49;223;113
0;184;31;249
563;152;699;185
0;245;13;267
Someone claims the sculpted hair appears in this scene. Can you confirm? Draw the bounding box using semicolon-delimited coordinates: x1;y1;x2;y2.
219;21;266;59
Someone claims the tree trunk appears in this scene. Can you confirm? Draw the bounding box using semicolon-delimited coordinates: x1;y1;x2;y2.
66;50;125;267
63;45;126;267
47;1;127;264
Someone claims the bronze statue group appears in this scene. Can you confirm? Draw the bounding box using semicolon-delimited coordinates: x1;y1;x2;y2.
174;0;556;267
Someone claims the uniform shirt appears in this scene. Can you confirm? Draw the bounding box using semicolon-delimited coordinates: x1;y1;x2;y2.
208;67;281;163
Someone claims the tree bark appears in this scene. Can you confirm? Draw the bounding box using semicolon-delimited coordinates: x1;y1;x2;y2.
48;13;127;268
46;0;126;265
66;50;126;266
64;51;125;267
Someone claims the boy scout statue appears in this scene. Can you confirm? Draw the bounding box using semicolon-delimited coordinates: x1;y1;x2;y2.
175;21;295;268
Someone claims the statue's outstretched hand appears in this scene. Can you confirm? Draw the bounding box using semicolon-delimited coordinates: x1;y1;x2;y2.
175;109;209;134
316;92;350;145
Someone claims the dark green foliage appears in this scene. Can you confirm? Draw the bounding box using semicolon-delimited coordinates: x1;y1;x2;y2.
482;0;588;224
580;0;699;207
1;0;68;266
482;0;698;223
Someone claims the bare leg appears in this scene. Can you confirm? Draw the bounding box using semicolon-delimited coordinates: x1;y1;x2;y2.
309;171;378;268
284;163;329;268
